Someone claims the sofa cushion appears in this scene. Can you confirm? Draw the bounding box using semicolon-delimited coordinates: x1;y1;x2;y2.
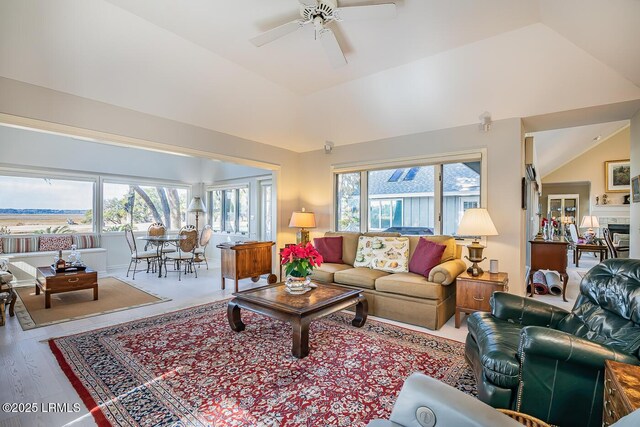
408;235;457;263
74;234;101;249
313;236;343;264
39;235;73;251
467;312;522;389
325;231;360;266
310;263;352;283
409;237;446;278
354;236;409;272
375;272;452;300
1;237;39;254
334;267;390;289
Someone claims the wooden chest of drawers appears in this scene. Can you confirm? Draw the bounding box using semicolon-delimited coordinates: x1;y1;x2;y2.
455;271;508;328
603;359;640;426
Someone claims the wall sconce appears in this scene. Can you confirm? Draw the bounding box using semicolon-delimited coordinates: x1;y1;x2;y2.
479;112;492;132
324;141;334;154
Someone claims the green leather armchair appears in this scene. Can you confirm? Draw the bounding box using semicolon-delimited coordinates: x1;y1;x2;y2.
465;259;640;427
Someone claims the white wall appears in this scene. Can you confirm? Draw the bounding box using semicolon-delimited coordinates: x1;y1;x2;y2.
0;78;301;266
297;118;526;295
0;125;274;269
630;110;640;258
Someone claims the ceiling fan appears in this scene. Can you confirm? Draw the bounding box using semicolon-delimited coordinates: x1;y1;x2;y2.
250;0;397;68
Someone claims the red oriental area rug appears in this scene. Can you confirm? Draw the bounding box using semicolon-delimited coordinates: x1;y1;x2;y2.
50;300;475;426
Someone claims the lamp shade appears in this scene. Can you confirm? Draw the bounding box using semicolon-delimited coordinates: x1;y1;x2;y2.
187;196;206;213
289;211;316;228
580;215;600;229
456;208;498;237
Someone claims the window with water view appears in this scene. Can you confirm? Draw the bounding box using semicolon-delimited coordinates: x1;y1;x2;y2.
0;175;94;235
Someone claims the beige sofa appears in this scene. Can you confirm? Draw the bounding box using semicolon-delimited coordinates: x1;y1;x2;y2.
311;231;466;330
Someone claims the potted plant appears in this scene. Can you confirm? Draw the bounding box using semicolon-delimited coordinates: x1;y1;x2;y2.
281;243;323;294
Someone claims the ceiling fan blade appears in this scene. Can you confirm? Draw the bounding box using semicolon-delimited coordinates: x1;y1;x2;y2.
250;20;304;47
334;3;396;21
319;28;346;68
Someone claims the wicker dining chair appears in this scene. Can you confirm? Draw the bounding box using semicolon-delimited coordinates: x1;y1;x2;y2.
194;225;213;269
125;227;160;280
164;226;198;281
146;222;175;254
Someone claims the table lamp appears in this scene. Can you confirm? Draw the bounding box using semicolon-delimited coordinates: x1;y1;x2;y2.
289;208;316;245
456;208;499;276
188;196;207;261
580;215;600;243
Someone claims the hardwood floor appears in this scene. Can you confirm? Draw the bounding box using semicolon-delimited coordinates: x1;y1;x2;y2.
0;256;591;427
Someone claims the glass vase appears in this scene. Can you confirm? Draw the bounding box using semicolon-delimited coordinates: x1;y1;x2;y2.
285;275;312;294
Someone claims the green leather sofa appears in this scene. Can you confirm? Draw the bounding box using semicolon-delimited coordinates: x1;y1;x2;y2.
465;259;640;427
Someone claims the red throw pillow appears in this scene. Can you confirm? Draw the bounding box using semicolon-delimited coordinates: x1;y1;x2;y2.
313;236;343;264
409;237;446;278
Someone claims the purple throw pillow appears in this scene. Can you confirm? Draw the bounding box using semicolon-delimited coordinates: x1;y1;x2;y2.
313;236;343;264
409;237;446;278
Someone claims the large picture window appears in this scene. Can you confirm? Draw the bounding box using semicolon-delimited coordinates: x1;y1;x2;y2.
207;186;249;234
335;158;482;235
0;175;94;234
102;182;188;232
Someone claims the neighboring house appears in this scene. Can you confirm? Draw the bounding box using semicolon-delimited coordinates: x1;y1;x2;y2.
366;163;480;234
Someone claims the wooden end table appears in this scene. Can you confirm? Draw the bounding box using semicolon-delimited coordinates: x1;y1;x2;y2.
455;271;508;328
35;266;98;309
227;282;368;358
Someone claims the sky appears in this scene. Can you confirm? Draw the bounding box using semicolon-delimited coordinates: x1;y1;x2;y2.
0;176;93;210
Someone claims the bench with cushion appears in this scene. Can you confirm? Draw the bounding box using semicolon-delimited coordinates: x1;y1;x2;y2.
0;234;106;281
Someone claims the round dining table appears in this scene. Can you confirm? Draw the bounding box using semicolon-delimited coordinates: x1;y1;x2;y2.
138;234;186;278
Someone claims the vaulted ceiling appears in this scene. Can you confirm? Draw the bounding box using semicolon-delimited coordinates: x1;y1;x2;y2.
1;0;639;153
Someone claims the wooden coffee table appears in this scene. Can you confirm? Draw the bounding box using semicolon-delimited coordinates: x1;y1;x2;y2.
35;266;98;309
227;282;368;358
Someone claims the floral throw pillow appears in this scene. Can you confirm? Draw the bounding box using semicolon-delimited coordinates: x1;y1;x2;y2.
39;235;73;251
354;236;409;273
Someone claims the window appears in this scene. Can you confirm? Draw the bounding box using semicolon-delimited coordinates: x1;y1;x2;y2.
260;181;272;241
335;157;482;235
0;175;94;235
208;186;249;234
102;182;188;232
368;166;435;233
336;172;360;231
442;162;481;235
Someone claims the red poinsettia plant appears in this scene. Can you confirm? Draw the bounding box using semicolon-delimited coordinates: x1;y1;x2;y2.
281;243;323;278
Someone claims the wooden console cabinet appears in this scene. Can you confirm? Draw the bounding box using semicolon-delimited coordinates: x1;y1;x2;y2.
455;271;508;328
528;239;569;301
216;241;277;292
603;360;640;426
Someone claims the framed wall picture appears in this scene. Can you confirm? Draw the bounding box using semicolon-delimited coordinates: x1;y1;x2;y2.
605;159;631;192
632;176;640;203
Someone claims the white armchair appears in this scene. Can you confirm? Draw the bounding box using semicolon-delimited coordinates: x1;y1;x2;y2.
367;373;640;427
